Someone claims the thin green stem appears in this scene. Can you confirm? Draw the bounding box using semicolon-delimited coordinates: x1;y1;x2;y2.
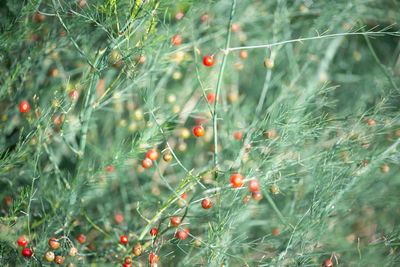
192;29;214;114
265;193;294;229
82;210;125;250
213;0;237;170
228;31;400;52
363;32;399;92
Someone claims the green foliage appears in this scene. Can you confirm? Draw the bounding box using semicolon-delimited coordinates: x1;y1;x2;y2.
1;0;400;266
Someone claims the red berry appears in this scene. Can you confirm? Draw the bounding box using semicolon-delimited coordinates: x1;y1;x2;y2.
106;166;115;172
142;158;153;168
120;235;128;244
49;237;60;249
123;264;133;267
19;101;30;113
172;35;182;46
203;56;214;67
193;126;205;137
54;255;63;264
367;118;376;125
4;196;12;206
22;248;33;258
201;13;208;23
150;253;159;264
115;212;124;223
176;228;190;240
239;50;248;59
362;160;368;167
69;90;79;101
18;236;28;247
323;260;333;267
201;198;212;209
230;173;244;188
181;193;188;200
252;191;263;201
272;228;279;236
175;11;184;20
243;195;251;203
248;179;259;192
146;150;159;161
33;12;45;23
206;93;216;103
231;23;240;32
234;131;243;140
77;234;85;243
171;216;181;227
150;228;158;236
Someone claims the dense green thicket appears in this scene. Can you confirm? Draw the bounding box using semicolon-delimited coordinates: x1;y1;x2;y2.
1;0;400;266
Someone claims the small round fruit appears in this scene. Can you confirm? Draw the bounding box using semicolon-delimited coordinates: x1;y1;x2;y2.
77;234;85;243
231;23;240;32
18;236;28;247
248;179;259;192
322;260;333;267
54;255;63;264
150;253;159;264
171;216;181;227
201;13;208;23
201;198;212;209
22;248;33;258
172;35;182;46
234;131;242;140
120;235;128;244
272;228;279;236
163;153;173;162
123;264;133;267
175;11;184;20
264;58;274;69
133;244;142;256
136;54;146;64
45;251;55;262
115;212;124;223
69;90;79;101
230;173;244;188
270;185;279;194
179;127;191;139
124;256;132;264
150;228;158;236
265;129;277;139
176;228;190;240
381;164;389;173
49;237;60;249
106;166;115;172
239;50;248;59
146;150;159;161
203;56;214;67
69;247;78;256
19;101;30;113
252;191;263;201
78;0;86;7
245;143;252;152
207;93;216;103
142;158;153;168
367;118;376;125
193;126;205;137
4;195;12;206
243;195;251;203
33;12;46;23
